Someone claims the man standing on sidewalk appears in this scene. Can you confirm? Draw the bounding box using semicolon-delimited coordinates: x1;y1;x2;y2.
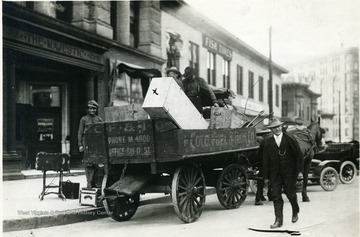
78;100;102;188
262;118;303;229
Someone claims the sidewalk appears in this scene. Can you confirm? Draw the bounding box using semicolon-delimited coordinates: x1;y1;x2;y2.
1;170;182;232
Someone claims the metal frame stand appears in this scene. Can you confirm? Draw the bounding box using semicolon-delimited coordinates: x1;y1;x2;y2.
38;170;66;201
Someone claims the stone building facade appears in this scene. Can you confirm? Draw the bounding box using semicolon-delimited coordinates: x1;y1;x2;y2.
3;1;287;179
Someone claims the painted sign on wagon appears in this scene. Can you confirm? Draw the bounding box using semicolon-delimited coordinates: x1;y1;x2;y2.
105;120;155;163
182;127;257;155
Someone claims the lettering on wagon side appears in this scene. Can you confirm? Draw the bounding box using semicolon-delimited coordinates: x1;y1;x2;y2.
182;128;256;154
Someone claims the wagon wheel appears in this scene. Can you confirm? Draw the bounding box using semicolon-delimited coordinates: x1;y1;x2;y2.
105;194;140;222
319;167;339;191
102;174;140;222
171;163;206;223
339;161;357;184
216;164;248;209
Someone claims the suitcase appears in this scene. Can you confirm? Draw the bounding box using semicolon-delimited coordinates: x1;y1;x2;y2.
36;152;70;171
80;188;100;207
61;180;80;199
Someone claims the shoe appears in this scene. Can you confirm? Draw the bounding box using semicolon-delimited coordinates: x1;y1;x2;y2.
260;196;267;201
292;213;299;223
255;200;264;206
270;220;283;229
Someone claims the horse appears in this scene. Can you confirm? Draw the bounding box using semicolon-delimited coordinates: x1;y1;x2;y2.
285;119;323;202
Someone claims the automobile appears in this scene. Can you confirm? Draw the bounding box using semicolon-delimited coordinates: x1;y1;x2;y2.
312;140;359;185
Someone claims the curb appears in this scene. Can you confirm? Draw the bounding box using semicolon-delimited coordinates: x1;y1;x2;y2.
3;188;217;232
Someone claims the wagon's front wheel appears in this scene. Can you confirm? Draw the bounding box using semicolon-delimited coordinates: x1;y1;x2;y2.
320;167;339;191
171;163;206;223
217;164;248;209
105;193;140;222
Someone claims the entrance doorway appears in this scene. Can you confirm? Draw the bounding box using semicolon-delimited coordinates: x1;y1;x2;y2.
28;85;62;168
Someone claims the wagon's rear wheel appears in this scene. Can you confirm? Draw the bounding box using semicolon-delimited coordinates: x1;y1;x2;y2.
105;194;140;222
171;163;206;223
216;164;248;209
339;161;357;184
320;167;339;191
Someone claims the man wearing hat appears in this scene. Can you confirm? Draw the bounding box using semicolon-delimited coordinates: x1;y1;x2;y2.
166;66;184;90
78;100;102;188
182;66;219;114
261;118;303;229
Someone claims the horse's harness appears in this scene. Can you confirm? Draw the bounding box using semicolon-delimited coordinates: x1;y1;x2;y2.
293;128;317;159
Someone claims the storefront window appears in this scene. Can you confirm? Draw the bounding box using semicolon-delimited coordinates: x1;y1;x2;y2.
30;85;61;107
110;73;144;106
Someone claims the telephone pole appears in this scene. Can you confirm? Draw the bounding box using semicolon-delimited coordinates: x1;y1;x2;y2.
268;26;273;118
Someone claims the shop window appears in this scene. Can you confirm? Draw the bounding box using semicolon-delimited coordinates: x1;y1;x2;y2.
237;65;243;95
189;42;199;76
110;73;144;106
30;85;61;108
207;52;216;86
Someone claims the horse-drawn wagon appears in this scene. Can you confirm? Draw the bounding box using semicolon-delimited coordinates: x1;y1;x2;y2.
83;76;262;223
83;119;258;223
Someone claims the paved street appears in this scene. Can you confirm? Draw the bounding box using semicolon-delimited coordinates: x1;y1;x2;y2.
4;176;359;237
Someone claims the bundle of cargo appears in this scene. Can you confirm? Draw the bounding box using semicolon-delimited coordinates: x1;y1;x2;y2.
142;77;209;129
104;104;148;122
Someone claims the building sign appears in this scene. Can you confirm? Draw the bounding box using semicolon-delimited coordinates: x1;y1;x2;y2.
203;35;233;60
3;27;104;65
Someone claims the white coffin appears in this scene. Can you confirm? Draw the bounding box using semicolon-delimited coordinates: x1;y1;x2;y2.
142;77;209;129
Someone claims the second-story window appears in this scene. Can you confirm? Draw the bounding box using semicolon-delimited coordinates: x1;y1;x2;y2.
275;84;279;107
189;42;199;76
248;71;254;98
223;59;230;88
259;76;264;102
237;65;243;95
207;52;216;86
130;1;139;48
55;1;72;23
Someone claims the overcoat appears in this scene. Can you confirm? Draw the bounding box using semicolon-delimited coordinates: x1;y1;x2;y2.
262;132;303;182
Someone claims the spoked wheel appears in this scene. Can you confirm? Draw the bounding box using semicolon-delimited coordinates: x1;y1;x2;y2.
102;174;140;222
339;161;357;184
171;163;206;223
216;164;248;209
105;194;140;222
320;167;339;191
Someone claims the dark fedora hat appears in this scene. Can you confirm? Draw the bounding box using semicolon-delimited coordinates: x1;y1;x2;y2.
166;67;181;77
183;66;194;78
267;117;284;128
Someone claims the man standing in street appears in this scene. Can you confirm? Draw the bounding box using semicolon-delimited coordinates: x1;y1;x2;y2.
262;118;303;229
78;100;102;188
182;66;219;114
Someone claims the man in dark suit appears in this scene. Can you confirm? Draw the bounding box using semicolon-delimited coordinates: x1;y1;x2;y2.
262;118;303;229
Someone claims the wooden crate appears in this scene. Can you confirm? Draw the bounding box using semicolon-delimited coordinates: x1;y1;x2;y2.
142;77;209;130
209;107;232;129
104;104;148;122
